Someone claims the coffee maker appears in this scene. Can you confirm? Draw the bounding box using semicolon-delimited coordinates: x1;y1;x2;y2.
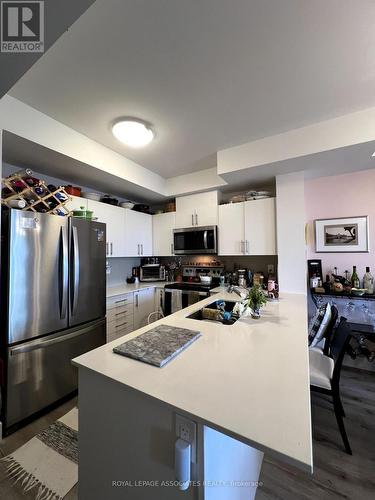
237;269;247;287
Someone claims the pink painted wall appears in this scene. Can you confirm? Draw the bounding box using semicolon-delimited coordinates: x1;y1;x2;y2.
305;168;375;281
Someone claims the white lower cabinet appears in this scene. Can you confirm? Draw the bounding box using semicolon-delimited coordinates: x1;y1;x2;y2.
133;288;156;330
218;197;276;255
106;293;134;343
106;288;159;342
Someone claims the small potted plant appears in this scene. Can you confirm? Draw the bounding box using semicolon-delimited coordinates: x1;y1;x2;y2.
248;285;267;319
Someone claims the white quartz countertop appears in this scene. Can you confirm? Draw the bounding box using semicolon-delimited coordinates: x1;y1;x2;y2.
73;292;312;472
106;282;174;297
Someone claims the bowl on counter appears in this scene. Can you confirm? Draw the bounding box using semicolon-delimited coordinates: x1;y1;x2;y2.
120;202;135;209
351;288;367;296
81;192;101;201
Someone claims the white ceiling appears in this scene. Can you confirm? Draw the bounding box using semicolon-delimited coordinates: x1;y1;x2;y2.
9;0;375;179
2;132;166;202
0;0;96;98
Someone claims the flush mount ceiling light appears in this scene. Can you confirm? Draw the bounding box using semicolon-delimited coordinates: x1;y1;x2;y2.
112;119;154;147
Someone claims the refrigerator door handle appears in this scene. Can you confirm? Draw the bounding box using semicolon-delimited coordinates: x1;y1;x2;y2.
60;225;69;319
71;225;80;316
10;320;104;355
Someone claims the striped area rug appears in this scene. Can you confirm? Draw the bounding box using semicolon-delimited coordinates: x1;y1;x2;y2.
1;408;78;500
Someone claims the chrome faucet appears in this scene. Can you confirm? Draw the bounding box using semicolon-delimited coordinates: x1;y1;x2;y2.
227;285;249;300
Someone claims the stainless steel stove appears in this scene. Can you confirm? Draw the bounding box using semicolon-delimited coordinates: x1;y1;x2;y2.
164;265;224;315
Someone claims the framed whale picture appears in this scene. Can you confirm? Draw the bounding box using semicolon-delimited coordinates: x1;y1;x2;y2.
315;216;369;253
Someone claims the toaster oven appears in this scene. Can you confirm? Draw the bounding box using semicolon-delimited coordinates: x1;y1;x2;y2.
139;264;166;282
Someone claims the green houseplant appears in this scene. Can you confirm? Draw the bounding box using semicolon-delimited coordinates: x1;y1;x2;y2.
248;285;267;319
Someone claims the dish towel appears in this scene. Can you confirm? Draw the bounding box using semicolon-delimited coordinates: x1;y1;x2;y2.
171;289;182;313
1;407;78;500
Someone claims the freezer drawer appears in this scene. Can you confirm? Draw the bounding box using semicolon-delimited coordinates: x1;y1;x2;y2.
5;319;105;428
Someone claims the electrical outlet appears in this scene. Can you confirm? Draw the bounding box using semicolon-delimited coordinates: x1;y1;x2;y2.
175;414;197;463
267;264;275;275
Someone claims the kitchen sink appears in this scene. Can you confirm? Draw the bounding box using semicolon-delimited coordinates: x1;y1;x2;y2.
186;300;240;325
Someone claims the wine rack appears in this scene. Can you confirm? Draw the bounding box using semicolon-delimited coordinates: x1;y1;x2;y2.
1;170;72;216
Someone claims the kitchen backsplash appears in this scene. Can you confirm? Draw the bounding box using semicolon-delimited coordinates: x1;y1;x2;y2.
106;257;141;286
159;255;278;277
106;255;278;287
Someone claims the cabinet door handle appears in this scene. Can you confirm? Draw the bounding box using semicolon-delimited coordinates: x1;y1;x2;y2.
115;322;128;329
135;294;139;307
115;311;127;317
245;240;249;253
171;243;174;255
240;240;244;254
110;242;113;255
195;213;198;226
137;244;140;256
115;298;128;304
141;243;143;255
191;214;194;226
106;242;109;256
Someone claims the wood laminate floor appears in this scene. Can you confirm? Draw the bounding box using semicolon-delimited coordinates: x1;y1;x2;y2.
258;368;375;500
0;368;373;500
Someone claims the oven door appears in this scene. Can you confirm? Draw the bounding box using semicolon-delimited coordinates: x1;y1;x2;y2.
173;226;217;255
164;288;210;315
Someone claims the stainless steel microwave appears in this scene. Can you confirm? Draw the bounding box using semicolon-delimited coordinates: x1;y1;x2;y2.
173;226;217;255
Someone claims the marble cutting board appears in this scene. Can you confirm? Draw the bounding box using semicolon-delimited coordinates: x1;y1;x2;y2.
113;324;202;367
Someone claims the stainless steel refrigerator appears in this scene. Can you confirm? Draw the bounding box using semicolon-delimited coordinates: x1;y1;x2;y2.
1;209;106;432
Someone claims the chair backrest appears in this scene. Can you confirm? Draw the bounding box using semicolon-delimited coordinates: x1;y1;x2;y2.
329;316;352;388
322;304;339;355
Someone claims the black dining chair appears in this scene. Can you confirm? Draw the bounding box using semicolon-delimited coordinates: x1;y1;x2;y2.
309;303;338;355
309;316;353;454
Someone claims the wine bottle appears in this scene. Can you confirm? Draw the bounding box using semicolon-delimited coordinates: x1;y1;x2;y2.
363;267;374;294
323;274;331;292
351;266;360;288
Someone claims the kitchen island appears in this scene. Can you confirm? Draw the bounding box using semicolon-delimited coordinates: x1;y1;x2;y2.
73;292;312;499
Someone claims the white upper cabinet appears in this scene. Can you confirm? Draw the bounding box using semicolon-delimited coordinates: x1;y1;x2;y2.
123;209;153;257
244;198;276;255
87;200;125;257
218;203;245;255
218;198;276;256
175;191;219;228
152;212;176;256
64;195;87;212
